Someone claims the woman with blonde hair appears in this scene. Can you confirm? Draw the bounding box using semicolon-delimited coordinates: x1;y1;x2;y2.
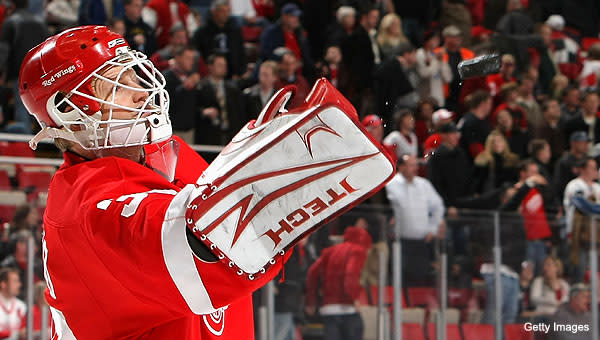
377;13;409;59
529;256;569;316
473;130;520;193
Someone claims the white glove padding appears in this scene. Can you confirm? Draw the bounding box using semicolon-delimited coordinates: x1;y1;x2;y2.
185;78;395;279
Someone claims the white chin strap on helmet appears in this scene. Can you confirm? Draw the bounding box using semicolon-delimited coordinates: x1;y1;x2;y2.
30;49;172;151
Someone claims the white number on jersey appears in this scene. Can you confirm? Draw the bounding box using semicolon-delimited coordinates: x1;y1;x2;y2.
96;189;177;217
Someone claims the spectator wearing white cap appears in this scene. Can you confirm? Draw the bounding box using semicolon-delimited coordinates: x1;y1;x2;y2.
545;14;580;65
423;108;455;157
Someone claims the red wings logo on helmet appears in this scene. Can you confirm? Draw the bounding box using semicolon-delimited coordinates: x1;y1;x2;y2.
41;65;77;87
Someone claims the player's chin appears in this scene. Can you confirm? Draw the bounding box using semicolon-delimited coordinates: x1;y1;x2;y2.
97;145;144;162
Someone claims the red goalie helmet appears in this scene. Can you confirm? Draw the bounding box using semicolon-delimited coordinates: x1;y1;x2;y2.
19;25;171;150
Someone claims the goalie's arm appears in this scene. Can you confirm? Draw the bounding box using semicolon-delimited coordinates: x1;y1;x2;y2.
86;182;287;316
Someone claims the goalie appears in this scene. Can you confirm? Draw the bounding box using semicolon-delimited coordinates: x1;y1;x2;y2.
18;26;394;339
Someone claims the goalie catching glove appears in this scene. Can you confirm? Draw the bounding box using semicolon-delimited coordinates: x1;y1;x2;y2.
185;78;395;279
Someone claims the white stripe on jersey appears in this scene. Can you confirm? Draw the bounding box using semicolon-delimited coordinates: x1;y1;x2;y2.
50;307;77;340
161;185;217;314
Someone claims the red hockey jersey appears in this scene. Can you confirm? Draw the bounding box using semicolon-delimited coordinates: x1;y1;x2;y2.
42;137;282;339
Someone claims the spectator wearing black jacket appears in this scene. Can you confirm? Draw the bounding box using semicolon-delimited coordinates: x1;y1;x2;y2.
495;0;534;35
428;122;475;256
325;6;355;50
373;42;418;127
340;4;380;114
563;91;600;145
123;0;158;56
495;108;531;159
162;45;201;144
458;90;493;160
193;0;246;79
273;242;311;340
195;54;245;146
535;99;565;167
428;122;474;215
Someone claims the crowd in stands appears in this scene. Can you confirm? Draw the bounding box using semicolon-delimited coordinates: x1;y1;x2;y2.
0;0;599;338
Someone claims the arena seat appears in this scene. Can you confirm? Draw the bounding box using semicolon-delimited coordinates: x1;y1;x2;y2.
402;308;426;325
428;308;461;324
0;141;35;157
505;323;534;340
466;308;483;324
358;285;405;307
448;288;474;308
17;168;53;192
462;323;494;340
0;190;27;222
402;323;426;340
359;305;391;340
407;287;439;308
427;323;462;340
0;170;11;190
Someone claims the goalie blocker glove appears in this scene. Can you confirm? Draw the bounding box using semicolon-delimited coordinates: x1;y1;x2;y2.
185;78;395;279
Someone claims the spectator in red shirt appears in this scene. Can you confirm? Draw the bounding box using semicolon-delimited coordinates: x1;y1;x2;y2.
423;108;455;158
502;160;554;278
362;114;385;144
142;0;197;48
486;54;516;99
305;225;372;340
